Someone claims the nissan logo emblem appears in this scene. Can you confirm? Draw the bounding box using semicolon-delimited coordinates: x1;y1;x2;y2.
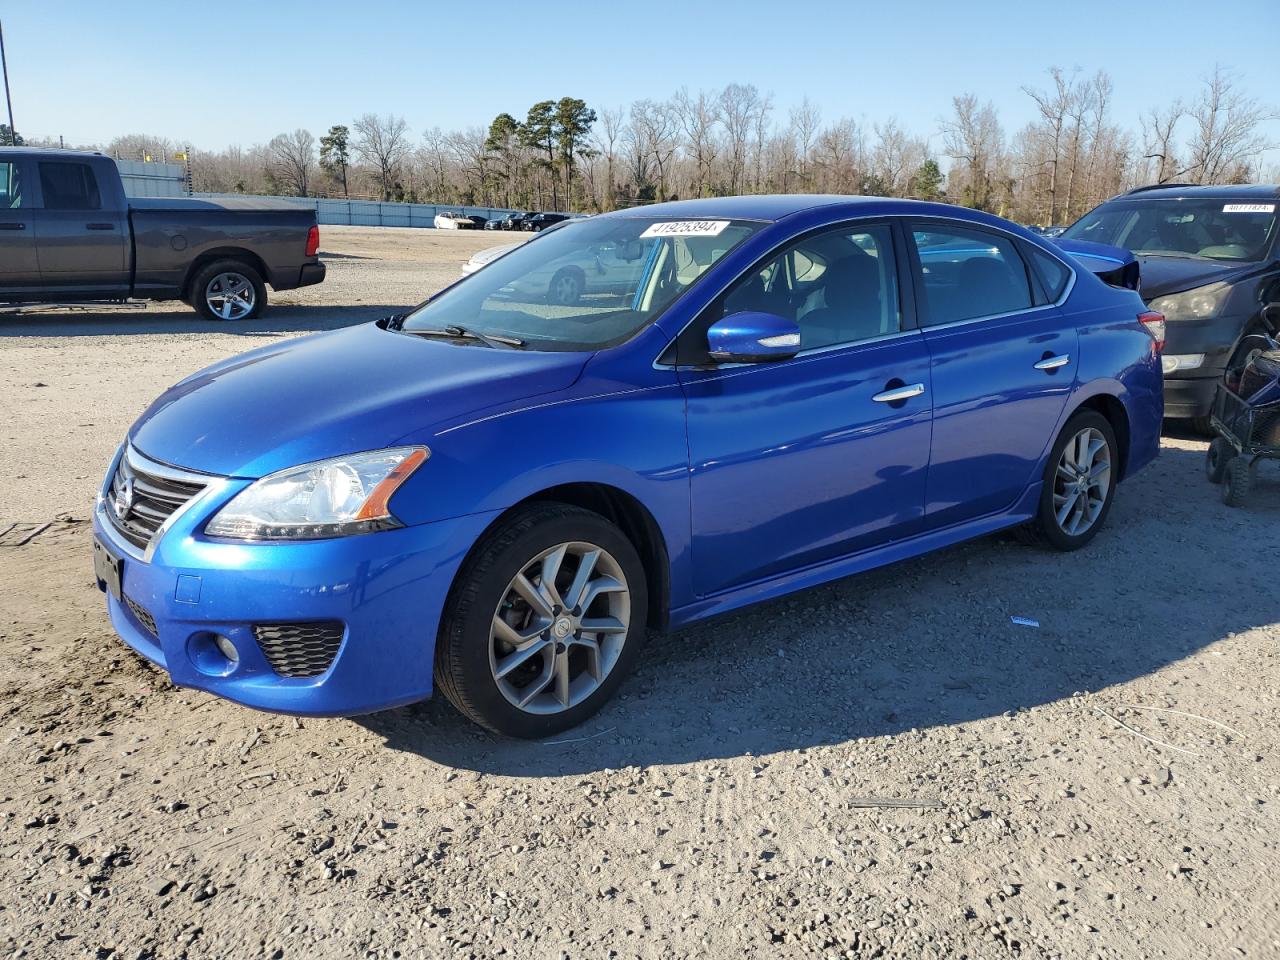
113;477;135;521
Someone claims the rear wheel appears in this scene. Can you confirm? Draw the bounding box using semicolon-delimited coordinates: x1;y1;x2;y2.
1018;410;1118;551
1205;437;1233;483
435;503;648;738
191;259;266;321
1222;457;1251;507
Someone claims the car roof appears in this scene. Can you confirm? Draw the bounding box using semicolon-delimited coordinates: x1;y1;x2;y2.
596;194;1012;227
1120;183;1280;201
0;146;108;161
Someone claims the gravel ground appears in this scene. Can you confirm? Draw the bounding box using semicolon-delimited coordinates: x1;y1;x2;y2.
1;226;1278;959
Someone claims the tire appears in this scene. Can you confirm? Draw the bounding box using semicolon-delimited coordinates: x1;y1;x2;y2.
1222;457;1251;507
435;503;648;738
1205;437;1232;483
1188;415;1216;437
190;259;266;321
547;267;584;306
1017;410;1119;551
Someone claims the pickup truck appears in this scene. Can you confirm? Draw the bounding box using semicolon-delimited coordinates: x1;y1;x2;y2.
0;147;324;320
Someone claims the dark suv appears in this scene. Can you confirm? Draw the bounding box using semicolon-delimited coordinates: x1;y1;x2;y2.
1062;184;1280;430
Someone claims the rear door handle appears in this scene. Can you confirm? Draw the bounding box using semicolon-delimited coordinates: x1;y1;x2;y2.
86;223;116;231
872;382;926;403
1034;354;1071;371
0;222;24;230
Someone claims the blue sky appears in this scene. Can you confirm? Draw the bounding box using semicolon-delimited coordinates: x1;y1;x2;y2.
5;0;1279;164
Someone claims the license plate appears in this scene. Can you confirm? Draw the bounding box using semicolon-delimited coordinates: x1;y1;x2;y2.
93;535;123;601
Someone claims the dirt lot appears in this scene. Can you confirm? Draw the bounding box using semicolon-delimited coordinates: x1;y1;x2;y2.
1;226;1278;959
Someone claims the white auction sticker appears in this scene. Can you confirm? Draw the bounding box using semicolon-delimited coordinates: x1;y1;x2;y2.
1223;203;1274;214
640;220;730;238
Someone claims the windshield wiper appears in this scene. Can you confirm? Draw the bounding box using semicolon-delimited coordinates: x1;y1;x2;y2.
405;324;525;349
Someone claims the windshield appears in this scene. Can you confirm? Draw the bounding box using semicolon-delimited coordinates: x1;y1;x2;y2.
402;216;762;350
1063;198;1277;262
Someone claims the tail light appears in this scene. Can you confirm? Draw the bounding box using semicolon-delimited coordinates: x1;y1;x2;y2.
1138;311;1165;352
305;225;320;258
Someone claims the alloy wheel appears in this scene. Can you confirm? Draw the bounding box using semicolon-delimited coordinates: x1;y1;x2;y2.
488;541;630;715
1052;426;1112;536
205;272;256;320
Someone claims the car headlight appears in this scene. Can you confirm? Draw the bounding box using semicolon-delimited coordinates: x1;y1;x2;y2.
205;447;429;541
1148;282;1231;322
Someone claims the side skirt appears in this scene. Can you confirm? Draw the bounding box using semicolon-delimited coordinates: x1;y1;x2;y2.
667;482;1042;629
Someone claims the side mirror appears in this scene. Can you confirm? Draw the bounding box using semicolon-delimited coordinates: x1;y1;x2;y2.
706;311;801;363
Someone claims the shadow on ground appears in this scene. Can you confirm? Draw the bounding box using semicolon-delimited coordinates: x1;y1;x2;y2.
0;303;406;338
358;444;1279;776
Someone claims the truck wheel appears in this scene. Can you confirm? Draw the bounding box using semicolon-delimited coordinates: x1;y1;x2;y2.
1221;457;1251;507
435;503;648;738
191;260;266;321
1205;437;1232;483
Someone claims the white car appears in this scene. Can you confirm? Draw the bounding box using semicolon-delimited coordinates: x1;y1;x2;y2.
461;242;523;276
434;212;474;230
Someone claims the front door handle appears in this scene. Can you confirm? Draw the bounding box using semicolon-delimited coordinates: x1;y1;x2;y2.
0;222;24;230
86;223;116;231
872;382;926;403
1034;353;1071;371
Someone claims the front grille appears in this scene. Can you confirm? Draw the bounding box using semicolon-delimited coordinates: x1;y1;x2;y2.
105;447;209;551
124;595;158;638
253;622;345;678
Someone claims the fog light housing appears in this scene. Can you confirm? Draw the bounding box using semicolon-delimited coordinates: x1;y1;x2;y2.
1162;353;1205;374
214;634;239;664
188;631;240;677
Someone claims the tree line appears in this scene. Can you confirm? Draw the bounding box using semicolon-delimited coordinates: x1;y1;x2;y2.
24;65;1276;226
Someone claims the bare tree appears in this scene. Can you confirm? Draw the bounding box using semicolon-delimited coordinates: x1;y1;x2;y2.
789;98;821;189
674;88;721;198
1141;101;1185;184
591;105;626;211
1023;68;1077;222
719;83;763;194
352;113;409;200
627;99;677;199
1186;66;1275;184
941;94;1004;211
267;128;315;197
107;133;177;162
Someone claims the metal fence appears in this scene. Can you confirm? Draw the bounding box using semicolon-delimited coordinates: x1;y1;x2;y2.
116;159;187;198
195;193;523;228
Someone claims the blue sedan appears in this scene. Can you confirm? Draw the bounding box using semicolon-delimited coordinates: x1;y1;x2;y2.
92;196;1165;737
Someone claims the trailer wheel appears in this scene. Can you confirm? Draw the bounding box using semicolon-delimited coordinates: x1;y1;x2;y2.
1205;437;1232;483
1221;457;1251;507
191;259;266;321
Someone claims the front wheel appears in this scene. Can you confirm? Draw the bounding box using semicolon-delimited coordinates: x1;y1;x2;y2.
1206;437;1233;483
1018;410;1118;551
191;259;266;321
435;503;648;738
1222;457;1251;507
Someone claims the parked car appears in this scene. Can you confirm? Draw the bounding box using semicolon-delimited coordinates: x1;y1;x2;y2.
486;213;522;231
1061;183;1280;430
467;215;488;230
92;196;1163;737
523;212;571;231
461;241;523;276
1041;225;1067;238
0;148;324;320
493;212;528;231
434;211;477;230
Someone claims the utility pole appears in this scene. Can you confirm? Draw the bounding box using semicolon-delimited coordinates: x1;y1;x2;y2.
0;19;14;146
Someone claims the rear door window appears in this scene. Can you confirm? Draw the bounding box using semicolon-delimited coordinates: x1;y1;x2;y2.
910;225;1033;325
0;162;21;208
38;162;102;211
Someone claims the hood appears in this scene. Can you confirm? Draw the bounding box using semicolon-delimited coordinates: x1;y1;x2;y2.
129;323;589;477
1136;255;1257;300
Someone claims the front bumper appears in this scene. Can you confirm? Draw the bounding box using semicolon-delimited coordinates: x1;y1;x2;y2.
93;488;499;717
1163;374;1219;419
